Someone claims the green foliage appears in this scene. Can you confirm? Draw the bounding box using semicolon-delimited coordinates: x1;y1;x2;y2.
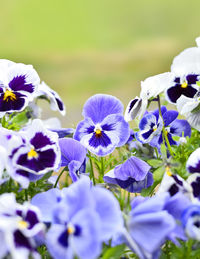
147;159;163;168
102;244;126;259
160;240;200;259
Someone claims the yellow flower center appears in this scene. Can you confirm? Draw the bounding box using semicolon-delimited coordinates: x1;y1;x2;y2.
181;82;188;88
27;148;38;159
166;166;172;176
95;129;102;137
67;225;75;235
18;220;28;229
3;89;17;102
153;125;157;132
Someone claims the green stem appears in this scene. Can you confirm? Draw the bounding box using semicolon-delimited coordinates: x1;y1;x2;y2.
157;95;175;158
154;147;159;159
127;191;130;210
122;228;143;259
88;152;96;185
99;156;104;182
54;167;67;188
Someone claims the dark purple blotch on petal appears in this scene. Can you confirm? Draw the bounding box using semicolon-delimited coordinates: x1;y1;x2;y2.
58;225;82;248
16;169;43;183
141;129;154;140
102;123;115;131
16;210;23;217
85;125;95;134
9;75;34;93
25;210;39;230
55;97;64;111
30;132;54;149
168;184;179;196
14;230;32;249
58;230;69;248
186;74;199;85
128;98;139;113
89;132;111;148
167;81;197;104
172;175;183;186
0;92;26;112
115;172;153;193
188;161;200;173
17;149;56;173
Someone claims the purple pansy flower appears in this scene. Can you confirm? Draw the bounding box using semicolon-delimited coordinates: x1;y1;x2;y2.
31;188;64;223
104;156;153;193
0;60;40;114
136;107;164;144
74;94;130;156
136;106;191;147
59;138;87;182
128;193;176;257
6;119;61;188
0;193;44;259
181;205;200;241
32;176;123;259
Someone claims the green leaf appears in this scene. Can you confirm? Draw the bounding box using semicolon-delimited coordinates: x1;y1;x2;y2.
191;102;200;113
102;244;126;259
172;135;180;142
141;181;159;197
147;159;163;168
153;166;165;182
160;143;167;159
10;111;29;127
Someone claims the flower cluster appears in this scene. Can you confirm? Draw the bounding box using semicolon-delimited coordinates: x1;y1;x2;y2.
0;193;44;259
1;38;200;259
32;176;123;259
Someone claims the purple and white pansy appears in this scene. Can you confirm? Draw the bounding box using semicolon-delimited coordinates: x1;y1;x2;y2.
187;148;200;174
4;119;61;187
0;193;44;259
165;74;199;104
74;94;130;156
136;107;164;145
0;59;40;115
104;156;153;193
157;167;193;198
136;106;191;147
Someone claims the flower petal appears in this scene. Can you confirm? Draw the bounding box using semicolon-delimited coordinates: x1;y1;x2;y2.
82;94;124;123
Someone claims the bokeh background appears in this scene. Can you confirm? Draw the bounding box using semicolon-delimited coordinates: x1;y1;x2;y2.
1;0;200;127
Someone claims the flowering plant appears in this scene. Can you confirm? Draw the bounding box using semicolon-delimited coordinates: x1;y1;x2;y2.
1;38;200;259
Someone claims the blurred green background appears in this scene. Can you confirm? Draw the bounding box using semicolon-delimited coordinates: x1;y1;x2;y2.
1;0;200;126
